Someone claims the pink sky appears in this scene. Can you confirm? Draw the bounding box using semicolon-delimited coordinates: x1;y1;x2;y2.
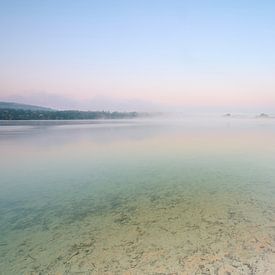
0;1;274;112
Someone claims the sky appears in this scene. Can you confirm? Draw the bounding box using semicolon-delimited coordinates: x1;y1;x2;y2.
0;0;275;112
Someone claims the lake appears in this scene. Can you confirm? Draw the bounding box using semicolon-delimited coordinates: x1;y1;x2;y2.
0;118;275;274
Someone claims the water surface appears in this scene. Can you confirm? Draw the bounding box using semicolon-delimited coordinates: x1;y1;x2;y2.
1;118;275;274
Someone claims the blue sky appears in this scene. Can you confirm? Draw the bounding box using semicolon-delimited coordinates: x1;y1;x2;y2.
0;0;275;111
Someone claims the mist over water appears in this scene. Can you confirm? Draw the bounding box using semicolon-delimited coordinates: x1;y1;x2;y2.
0;118;275;273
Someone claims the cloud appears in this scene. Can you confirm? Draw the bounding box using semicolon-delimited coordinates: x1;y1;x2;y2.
1;91;274;115
2;91;79;110
1;91;164;112
82;95;163;112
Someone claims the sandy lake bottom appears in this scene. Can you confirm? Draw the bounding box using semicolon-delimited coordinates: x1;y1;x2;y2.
0;118;275;274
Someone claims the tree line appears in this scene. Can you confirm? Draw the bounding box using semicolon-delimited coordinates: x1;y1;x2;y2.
0;109;145;120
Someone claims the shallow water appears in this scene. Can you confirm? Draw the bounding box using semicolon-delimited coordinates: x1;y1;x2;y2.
0;118;275;274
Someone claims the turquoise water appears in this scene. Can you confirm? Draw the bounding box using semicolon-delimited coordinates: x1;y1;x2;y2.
0;118;275;274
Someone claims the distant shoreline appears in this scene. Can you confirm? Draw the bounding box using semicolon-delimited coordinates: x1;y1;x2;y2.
0;109;150;120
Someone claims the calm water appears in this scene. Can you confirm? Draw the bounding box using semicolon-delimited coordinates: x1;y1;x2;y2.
0;118;275;274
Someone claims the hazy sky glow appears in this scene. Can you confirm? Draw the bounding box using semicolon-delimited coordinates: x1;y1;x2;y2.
0;0;275;111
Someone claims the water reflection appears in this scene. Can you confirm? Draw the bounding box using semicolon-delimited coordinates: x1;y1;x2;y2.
0;118;275;273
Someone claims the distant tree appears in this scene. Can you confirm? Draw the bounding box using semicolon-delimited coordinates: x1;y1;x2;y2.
0;109;147;120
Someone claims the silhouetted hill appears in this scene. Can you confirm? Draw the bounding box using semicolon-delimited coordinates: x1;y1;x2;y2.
0;101;54;111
